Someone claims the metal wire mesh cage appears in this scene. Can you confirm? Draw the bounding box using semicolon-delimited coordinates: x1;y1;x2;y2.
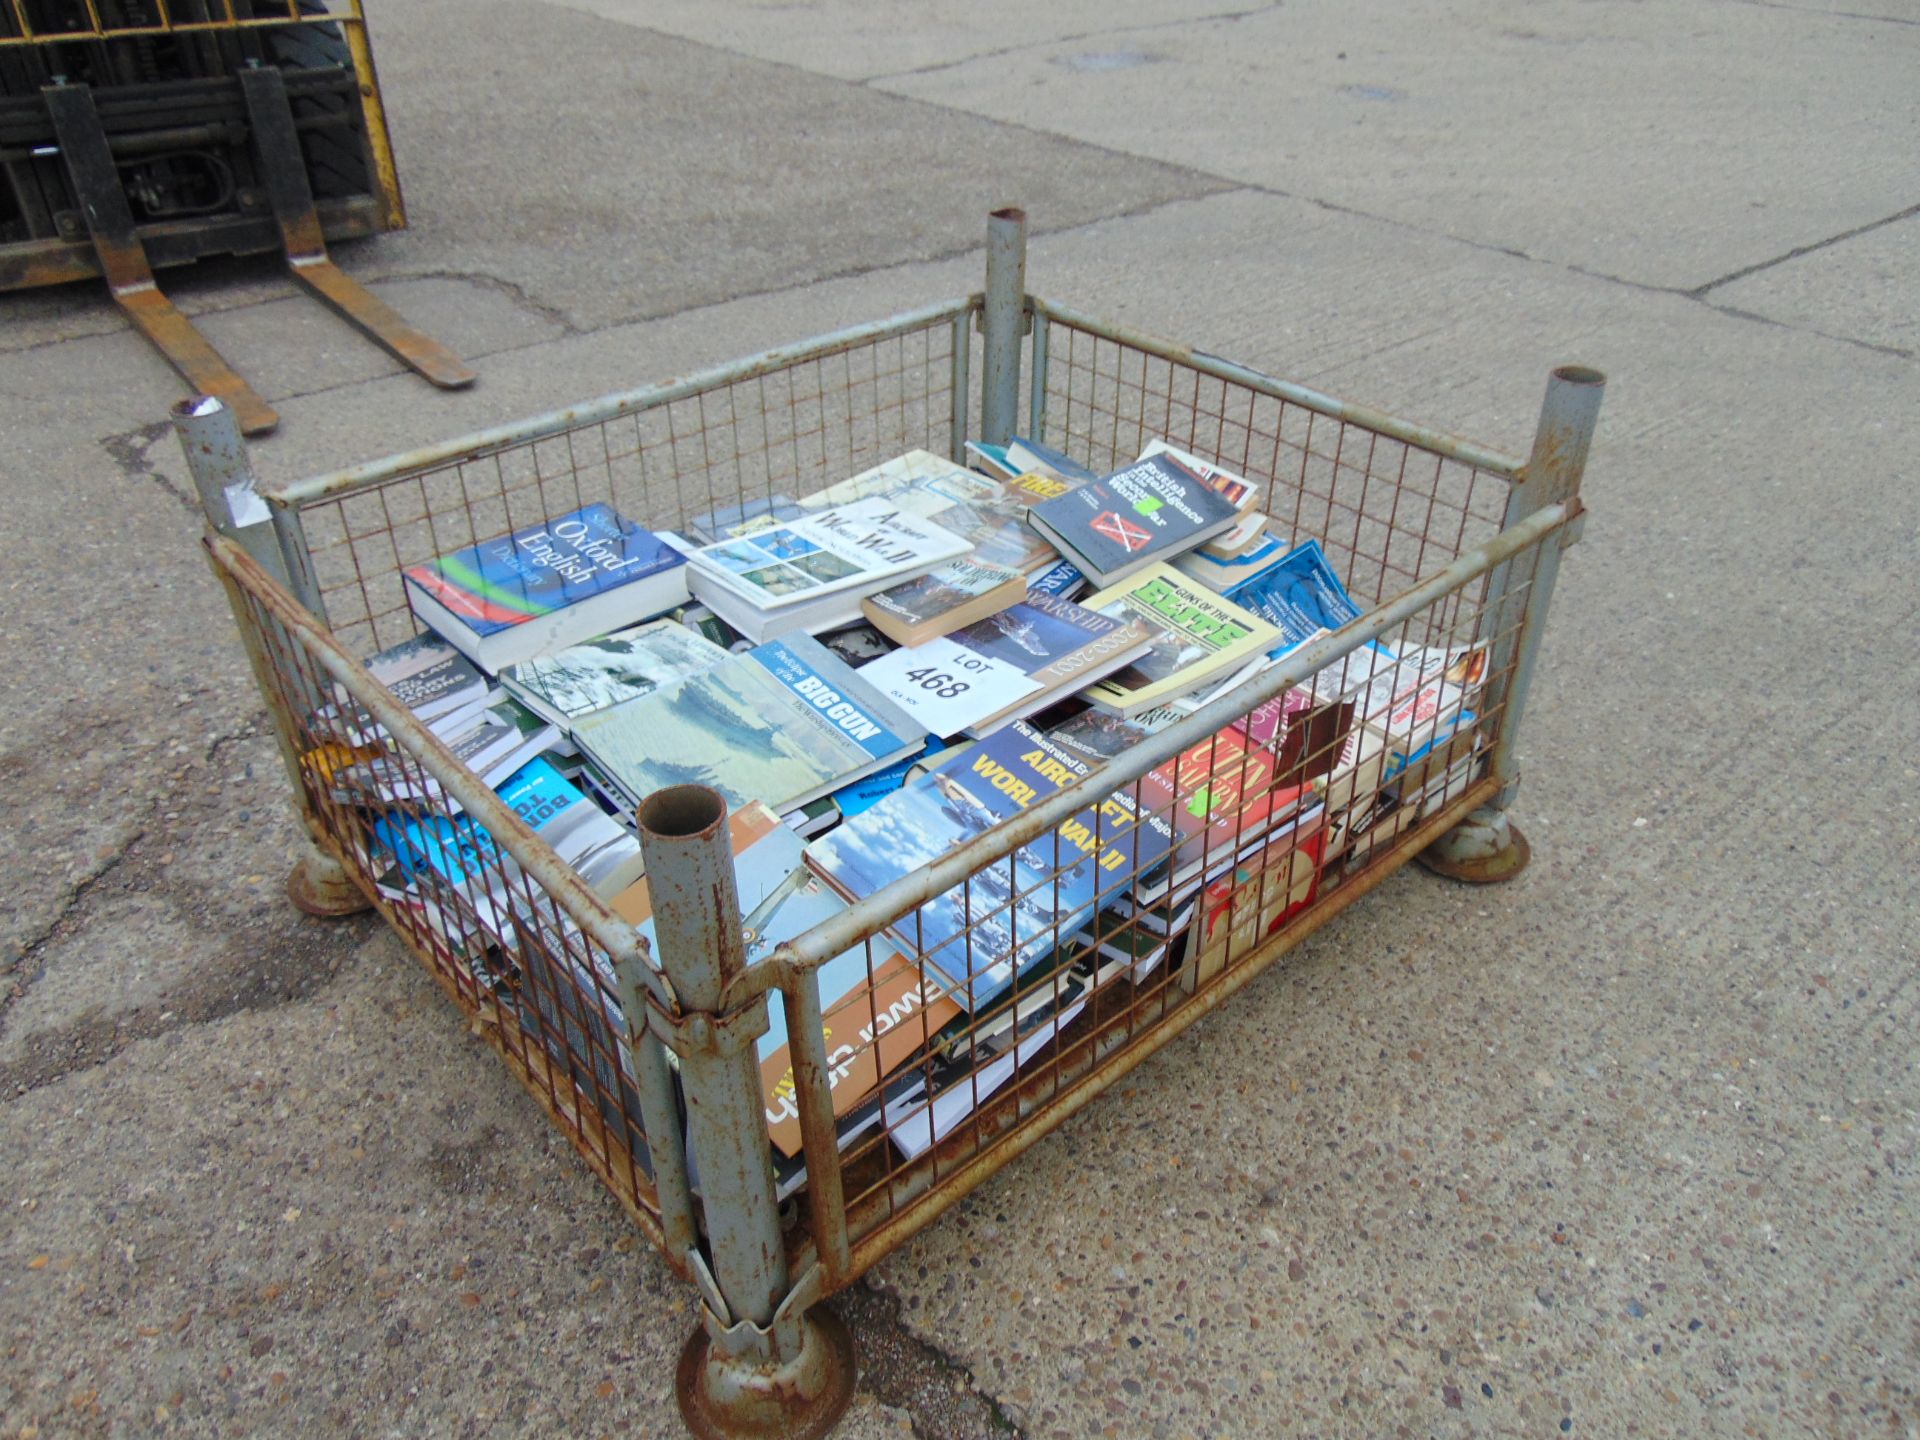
195;217;1599;1433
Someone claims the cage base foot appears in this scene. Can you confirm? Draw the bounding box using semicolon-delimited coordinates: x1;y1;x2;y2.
287;847;373;918
676;1308;856;1440
1417;807;1532;885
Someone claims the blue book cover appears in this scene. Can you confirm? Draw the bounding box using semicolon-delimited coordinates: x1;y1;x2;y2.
1224;539;1365;658
808;722;1175;1010
376;811;499;891
404;502;684;639
1027;557;1087;598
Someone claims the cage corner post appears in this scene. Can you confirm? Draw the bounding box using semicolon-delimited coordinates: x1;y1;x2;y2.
980;205;1028;448
637;786;855;1440
175;396;373;918
1419;364;1605;884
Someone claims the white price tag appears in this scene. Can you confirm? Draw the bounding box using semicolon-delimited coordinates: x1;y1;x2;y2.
860;636;1043;737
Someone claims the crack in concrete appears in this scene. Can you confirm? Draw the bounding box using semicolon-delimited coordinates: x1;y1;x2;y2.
0;718;371;1097
834;1280;1023;1439
1687;200;1920;298
371;266;581;337
101;419;200;514
861;2;1285;84
0;828;144;999
1723;0;1919;26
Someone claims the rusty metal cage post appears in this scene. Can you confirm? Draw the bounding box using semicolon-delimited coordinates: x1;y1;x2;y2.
636;784;856;1439
1419;365;1605;883
979;204;1026;448
172;393;372;916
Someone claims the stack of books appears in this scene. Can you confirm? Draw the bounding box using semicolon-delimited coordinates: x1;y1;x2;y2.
309;435;1486;1190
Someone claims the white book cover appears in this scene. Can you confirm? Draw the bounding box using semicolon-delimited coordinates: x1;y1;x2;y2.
683;496;971;613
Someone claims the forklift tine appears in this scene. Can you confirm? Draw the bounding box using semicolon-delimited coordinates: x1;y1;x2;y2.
285;257;478;390
42;83;279;435
238;66;477;391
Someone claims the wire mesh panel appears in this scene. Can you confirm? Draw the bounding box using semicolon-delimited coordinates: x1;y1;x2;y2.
230;294;1571;1300
206;539;678;1261
284;307;966;656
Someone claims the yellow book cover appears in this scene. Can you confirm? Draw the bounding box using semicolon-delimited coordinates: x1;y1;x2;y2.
1079;564;1281;716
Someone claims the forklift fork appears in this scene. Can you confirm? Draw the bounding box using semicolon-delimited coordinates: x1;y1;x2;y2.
41;71;474;437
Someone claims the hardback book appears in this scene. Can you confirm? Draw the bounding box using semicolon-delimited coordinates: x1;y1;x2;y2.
1130;721;1326;904
572;634;923;818
1198;512;1271;561
857;590;1156;740
1025;454;1241;588
499;619;730;730
862;557;1027;646
1178;814;1327;995
678;496;972;641
1079;564;1281;716
798;449;1065;575
749;865;961;1158
806;721;1175;1011
494;755;646;897
403;503;689;672
363;633;490;722
685;493;804;545
1225;538;1365;659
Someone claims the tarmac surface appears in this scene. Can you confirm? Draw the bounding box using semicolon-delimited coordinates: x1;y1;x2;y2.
1;1;1915;1436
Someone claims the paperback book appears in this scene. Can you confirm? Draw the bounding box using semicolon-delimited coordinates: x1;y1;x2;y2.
363;633;490;722
806;721;1175;1011
1080;564;1280;716
1131;720;1325;904
858;590;1156;739
403;503;689;671
861;557;1026;646
1136;439;1265;558
748;865;962;1158
572;634;923;818
500;619;729;730
1026;454;1241;588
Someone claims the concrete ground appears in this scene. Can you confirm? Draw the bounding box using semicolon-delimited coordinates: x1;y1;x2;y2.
2;1;1914;1435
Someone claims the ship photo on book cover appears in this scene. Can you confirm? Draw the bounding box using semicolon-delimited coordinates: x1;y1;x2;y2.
859;590;1155;739
500;619;729;729
807;721;1174;1010
402;503;688;671
861;557;1026;646
572;635;922;817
